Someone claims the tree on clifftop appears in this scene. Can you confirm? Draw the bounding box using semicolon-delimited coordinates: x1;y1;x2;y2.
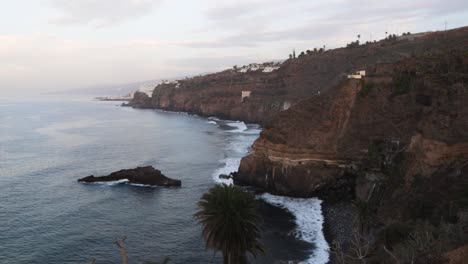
194;184;264;264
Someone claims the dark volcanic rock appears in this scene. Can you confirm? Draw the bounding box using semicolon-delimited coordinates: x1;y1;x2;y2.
78;166;181;187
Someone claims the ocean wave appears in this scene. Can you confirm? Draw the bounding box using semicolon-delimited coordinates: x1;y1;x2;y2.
208;117;220;121
126;182;158;188
210;118;329;264
240;128;262;135
82;179;162;188
228;139;251;155
85;179;129;186
260;194;330;264
211;157;239;185
207;121;217;124
225;121;248;132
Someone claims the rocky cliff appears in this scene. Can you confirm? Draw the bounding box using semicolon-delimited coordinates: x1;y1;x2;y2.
129;27;468;124
236;51;468;197
236;44;468;263
128;27;468;263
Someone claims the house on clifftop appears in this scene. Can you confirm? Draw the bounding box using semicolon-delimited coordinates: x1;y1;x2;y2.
241;91;251;102
347;70;366;79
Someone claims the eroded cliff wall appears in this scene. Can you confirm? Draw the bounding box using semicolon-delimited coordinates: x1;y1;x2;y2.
236;50;468;198
129;27;468;124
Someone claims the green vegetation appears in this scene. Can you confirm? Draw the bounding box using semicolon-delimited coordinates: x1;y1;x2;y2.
365;139;386;169
379;222;414;246
358;80;374;97
392;71;415;96
289;46;325;59
346;40;359;48
194;184;264;264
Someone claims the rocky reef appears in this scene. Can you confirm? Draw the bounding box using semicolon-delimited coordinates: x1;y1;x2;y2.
78;166;181;187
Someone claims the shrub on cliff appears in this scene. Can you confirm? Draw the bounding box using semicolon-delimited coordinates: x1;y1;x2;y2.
391;71;415;96
194;184;264;264
358;80;374;97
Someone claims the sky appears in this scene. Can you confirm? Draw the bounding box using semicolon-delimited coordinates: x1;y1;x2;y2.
1;0;468;96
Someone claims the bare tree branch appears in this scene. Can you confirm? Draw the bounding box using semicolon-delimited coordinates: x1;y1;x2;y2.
383;245;400;264
115;236;128;264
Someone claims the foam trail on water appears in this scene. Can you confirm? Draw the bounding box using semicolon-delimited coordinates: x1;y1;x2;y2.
211;122;258;185
127;183;158;188
210;118;330;264
87;179;129;186
212;157;238;185
226;121;248;132
260;194;330;264
208;116;220;121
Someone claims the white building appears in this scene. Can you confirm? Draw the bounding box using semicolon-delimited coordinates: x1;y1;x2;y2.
347;70;366;79
241;91;251;102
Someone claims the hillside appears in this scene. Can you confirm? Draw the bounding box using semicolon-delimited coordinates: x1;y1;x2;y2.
128;26;468;264
129;27;468;124
236;45;468;264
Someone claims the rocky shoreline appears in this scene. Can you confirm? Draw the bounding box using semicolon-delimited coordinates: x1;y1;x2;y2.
125;26;468;263
321;201;356;263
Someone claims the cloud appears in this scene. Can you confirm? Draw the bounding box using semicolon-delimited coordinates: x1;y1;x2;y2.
184;0;468;49
47;0;163;27
2;0;468;96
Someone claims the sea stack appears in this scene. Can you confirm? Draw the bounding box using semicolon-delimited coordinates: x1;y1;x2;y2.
78;166;181;187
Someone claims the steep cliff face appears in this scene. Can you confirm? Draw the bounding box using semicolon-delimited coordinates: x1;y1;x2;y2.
236;50;468;198
129;27;468;124
236;47;468;264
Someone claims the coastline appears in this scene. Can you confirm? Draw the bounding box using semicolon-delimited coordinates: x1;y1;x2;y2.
127;103;333;264
322;201;356;264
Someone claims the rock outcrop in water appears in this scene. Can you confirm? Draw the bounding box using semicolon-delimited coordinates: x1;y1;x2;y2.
78;166;181;187
126;27;468;263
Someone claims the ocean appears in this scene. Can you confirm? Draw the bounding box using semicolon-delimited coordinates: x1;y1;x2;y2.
0;97;328;264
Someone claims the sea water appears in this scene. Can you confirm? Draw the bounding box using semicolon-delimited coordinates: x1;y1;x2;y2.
0;97;328;264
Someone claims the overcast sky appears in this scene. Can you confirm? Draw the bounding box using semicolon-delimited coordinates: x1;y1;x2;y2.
1;0;468;95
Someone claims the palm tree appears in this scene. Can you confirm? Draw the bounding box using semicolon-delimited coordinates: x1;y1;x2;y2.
194;184;264;264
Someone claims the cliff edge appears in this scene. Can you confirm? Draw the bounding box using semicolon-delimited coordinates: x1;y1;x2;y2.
236;45;468;263
129;27;468;124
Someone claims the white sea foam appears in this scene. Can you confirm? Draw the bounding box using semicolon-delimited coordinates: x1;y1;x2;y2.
207;121;217;124
212;157;238;185
228;138;251;155
127;182;158;188
239;128;262;135
211;123;258;184
226;121;247;132
260;194;330;264
210;118;330;264
88;179;129;186
84;179;160;188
